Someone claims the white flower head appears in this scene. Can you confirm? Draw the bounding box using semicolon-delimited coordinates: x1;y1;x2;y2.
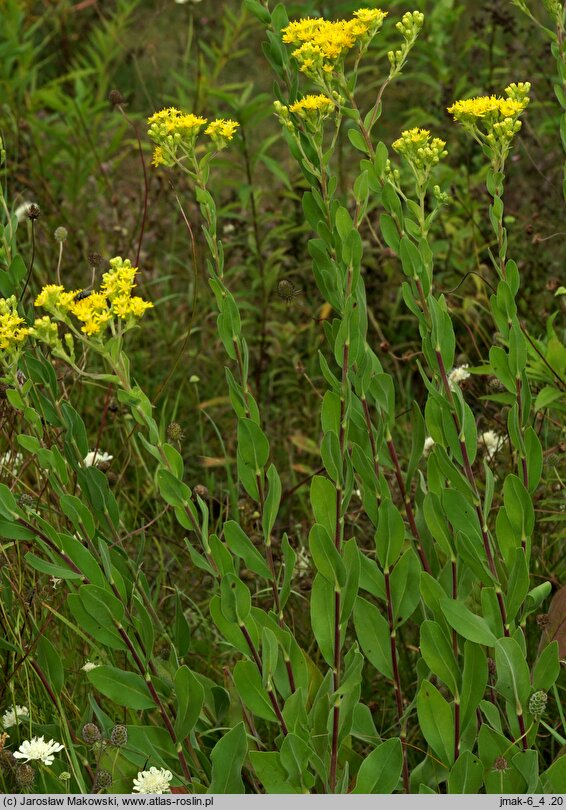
480;430;506;458
81;661;100;673
0;451;24;469
13;736;64;766
14;202;36;222
83;450;113;468
423;436;435;456
2;705;29;729
448;364;470;390
132;766;173;794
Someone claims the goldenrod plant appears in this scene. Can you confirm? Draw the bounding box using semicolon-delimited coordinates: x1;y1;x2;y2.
0;0;565;797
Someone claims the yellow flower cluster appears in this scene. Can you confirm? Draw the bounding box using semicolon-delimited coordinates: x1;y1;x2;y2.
447;96;527;122
448;84;530;155
34;257;152;338
0;297;30;353
148;107;239;166
205;119;240;142
392;128;448;172
282;8;387;78
289;94;336;117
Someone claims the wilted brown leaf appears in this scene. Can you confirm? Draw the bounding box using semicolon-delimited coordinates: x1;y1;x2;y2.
538;585;566;657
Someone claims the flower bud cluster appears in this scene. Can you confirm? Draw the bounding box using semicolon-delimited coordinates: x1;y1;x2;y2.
388;11;425;76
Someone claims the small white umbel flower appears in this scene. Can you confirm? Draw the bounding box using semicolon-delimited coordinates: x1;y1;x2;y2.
448;364;470;390
1;705;29;729
13;736;64;766
480;430;506;459
132;766;173;794
83;450;113;468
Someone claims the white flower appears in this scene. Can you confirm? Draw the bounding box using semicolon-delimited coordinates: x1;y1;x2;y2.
480;430;506;458
83;450;113;468
50;576;62;589
81;661;100;673
13;736;64;766
448;364;470;390
423;436;435;456
0;451;24;469
1;705;29;729
14;202;36;222
132;766;173;794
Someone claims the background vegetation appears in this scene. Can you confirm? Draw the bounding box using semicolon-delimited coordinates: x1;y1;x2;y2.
0;0;564;795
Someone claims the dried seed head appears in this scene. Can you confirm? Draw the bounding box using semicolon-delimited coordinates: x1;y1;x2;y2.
94;769;113;790
487;376;505;392
167;422;184;442
193;484;209;500
82;722;102;745
110;724;128;747
536;613;550;630
26;204;40;220
493;756;508;772
0;749;16;773
529;690;548;719
88;252;102;269
15;763;36;786
108;89;126;107
54;226;68;243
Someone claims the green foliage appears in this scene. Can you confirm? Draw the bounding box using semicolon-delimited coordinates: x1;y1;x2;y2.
0;0;565;797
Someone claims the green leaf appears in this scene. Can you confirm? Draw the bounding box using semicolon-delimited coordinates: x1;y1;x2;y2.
233;661;277;722
348;128;370;154
494;637;531;709
390;548;421;625
543;755;566;792
310;573;335;666
420;620;459;696
417;679;454;766
224;520;272;579
280;534;296;610
208;722;247;794
440;598;498;646
220;573;251;624
174;666;204;740
534;385;563;411
249;752;299;793
310;475;337;538
353;597;393;679
309;523;345;586
532;641;560;692
37;636;64;694
375;500;405;570
353;737;403;793
262;464;281;541
87;666;155;710
460;641;488;732
238;418;269;470
25;553;82;581
448;751;484;793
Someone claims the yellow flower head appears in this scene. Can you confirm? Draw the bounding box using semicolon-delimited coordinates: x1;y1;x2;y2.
353;8;387;25
101;257;138;300
148;107;208;166
282;10;385;78
392;128;447;172
205;119;240;148
448;84;530;160
0;297;29;354
289;94;336;117
34;285;79;315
